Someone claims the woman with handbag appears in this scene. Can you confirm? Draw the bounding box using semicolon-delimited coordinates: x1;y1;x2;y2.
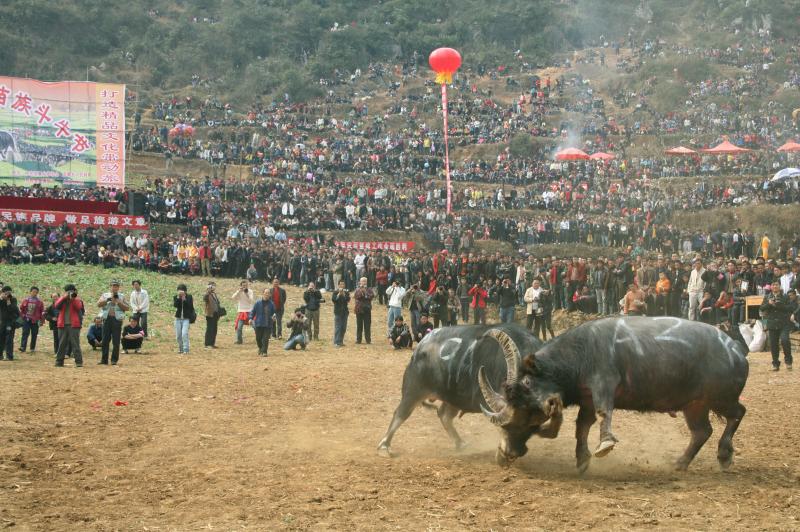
174;283;196;355
203;282;224;349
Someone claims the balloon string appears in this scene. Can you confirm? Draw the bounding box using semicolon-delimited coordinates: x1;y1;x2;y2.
441;83;451;215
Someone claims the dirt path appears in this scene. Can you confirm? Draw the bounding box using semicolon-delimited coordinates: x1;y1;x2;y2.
1;283;798;530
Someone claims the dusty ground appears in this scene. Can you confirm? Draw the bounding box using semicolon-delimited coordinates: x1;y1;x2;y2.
1;278;799;531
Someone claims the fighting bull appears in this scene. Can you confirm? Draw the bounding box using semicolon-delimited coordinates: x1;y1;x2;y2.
0;131;17;161
377;324;554;456
478;316;749;472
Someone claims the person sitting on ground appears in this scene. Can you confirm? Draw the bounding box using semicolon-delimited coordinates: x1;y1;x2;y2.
415;313;434;342
389;316;412;350
121;316;145;354
623;283;646;316
284;308;310;351
87;316;103;350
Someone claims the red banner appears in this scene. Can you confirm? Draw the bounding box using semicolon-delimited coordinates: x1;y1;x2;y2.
0;208;148;230
334;241;415;252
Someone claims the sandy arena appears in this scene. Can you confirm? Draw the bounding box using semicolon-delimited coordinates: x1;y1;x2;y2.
1;280;798;530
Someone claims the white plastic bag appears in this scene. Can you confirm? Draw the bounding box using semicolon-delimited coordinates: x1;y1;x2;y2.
738;323;754;348
748;321;766;352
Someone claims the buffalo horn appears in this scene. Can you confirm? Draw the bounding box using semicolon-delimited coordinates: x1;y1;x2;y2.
478;366;514;426
486;329;520;385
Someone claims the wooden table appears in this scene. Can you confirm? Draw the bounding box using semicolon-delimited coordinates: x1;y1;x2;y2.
744;295;763;321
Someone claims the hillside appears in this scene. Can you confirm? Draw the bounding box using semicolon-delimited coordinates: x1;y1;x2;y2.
2;0;799;104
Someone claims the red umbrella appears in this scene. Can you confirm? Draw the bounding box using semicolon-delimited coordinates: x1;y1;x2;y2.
589;152;615;160
555;147;590;161
664;146;697;155
701;140;750;155
777;140;800;153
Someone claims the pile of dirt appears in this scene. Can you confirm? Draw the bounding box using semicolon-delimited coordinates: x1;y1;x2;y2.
551;309;603;332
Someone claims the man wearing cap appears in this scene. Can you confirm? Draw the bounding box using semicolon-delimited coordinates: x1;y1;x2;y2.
389;316;412;349
97;280;129;365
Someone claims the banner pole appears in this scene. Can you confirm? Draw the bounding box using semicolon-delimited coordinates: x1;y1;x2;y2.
441;83;451;215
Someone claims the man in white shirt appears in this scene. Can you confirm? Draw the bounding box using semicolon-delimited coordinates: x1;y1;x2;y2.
231;280;255;344
779;264;795;295
687;259;706;321
385;281;406;335
129;280;150;338
354;253;366;281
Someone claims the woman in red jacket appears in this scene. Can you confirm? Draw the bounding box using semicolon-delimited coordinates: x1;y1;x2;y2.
468;282;488;324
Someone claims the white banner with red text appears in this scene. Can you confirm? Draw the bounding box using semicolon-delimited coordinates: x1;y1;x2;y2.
334;241;415;252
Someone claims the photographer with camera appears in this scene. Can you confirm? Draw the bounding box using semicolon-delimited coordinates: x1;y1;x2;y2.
760;281;793;371
284;308;310;351
385;280;406;335
354;277;374;344
303;282;324;341
54;284;84;367
468;281;489;325
402;283;427;339
331;280;350;347
0;286;20;360
96;280;129;365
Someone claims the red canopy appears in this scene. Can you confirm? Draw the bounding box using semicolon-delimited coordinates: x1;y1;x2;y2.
664;146;696;155
701;140;750;155
777;140;800;153
589;152;615;160
555;147;590;161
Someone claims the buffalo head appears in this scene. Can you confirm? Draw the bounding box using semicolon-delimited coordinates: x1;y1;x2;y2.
478;330;563;466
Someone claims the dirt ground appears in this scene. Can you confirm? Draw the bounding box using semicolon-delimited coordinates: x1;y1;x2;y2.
1;279;799;531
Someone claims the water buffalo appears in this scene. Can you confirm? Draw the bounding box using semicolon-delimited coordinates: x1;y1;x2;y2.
377;324;554;456
478;316;749;472
0;131;17;161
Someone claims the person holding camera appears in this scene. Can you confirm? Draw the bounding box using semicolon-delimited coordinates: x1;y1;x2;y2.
468;282;488;325
385;280;406;335
402;284;427;339
524;279;544;332
97;280;129;365
203;282;222;349
331;280;350;347
0;286;20;360
231;280;255;344
55;284;84;367
429;285;449;329
174;283;195;355
249;289;275;357
354;277;374;344
760;280;793;371
270;278;287;339
284;309;310;351
303;282;324;341
495;278;518;324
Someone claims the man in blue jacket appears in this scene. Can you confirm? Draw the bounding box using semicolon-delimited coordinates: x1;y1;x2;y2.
249;289;275;357
86;316;103;350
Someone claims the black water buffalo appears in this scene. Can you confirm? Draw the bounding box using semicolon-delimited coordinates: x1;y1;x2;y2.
0;131;17;161
377;324;554;456
478;316;749;472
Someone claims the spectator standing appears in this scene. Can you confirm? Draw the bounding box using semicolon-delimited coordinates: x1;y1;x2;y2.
0;286;20;360
129;280;150;338
447;288;460;326
354;277;374;344
270;278;287;339
456;277;471;323
203;282;221;349
385;281;406;334
54;284;84;367
121;316;145;353
402;284;427;338
760;281;793;371
524;279;544;331
375;267;389;306
19;286;44;353
592;259;610;315
331;280;350;347
173;283;195;354
469;282;488;324
284;310;310;350
97;280;129;365
231;280;255;344
249;290;275;357
87;316;103;350
495;278;518;324
303;282;323;341
44;293;61;353
687;259;706;320
537;287;555;340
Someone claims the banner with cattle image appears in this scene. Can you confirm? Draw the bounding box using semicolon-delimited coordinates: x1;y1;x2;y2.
0;76;125;188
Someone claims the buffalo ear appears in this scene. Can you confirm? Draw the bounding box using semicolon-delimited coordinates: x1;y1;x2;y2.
522;353;537;373
544;394;563;418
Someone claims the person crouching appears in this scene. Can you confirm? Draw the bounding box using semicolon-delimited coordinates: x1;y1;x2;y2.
389;316;412;350
284;309;309;351
122;316;145;354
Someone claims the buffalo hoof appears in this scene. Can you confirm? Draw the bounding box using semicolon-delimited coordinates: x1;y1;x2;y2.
495;448;513;468
576;458;591;475
377;446;394;458
718;451;734;471
593;440;615;458
674;459;689;472
455;440;469;451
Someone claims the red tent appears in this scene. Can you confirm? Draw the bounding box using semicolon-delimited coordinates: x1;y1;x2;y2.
701;140;750;155
777;140;800;153
664;146;697;156
555;147;590;161
589;152;615;160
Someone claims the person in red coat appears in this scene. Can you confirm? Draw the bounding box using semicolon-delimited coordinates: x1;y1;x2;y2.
468;282;488;324
55;284;85;367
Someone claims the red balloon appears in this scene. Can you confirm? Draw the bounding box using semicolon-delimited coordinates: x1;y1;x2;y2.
429;47;462;75
185;125;195;136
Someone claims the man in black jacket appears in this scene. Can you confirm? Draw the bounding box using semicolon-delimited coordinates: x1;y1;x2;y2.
0;286;20;360
760;281;793;371
494;278;518;324
303;282;324;341
331;280;350;347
